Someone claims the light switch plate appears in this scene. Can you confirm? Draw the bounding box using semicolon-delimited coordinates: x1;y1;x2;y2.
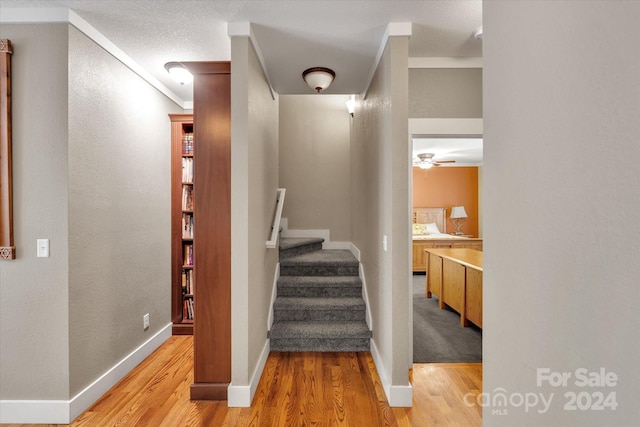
37;239;49;257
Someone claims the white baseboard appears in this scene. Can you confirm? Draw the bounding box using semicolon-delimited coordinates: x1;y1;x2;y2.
359;263;372;330
228;339;270;407
279;219;351;250
322;241;351;250
349;243;361;261
370;338;413;408
0;400;69;425
0;323;172;424
267;263;280;329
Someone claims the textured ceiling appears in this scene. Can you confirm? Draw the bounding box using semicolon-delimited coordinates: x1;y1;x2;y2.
0;0;482;104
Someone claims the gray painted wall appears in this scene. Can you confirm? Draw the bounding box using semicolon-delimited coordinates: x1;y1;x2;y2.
67;26;175;396
279;95;351;241
231;36;279;388
484;1;640;425
350;36;411;397
409;68;482;118
0;22;178;401
0;23;70;400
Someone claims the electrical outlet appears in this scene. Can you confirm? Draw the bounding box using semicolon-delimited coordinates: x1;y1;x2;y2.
143;313;150;330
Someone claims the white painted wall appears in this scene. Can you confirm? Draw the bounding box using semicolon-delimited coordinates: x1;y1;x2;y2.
484;1;640;425
0;21;178;422
351;36;412;406
0;23;70;401
230;35;279;405
67;25;174;396
279;95;351;241
409;68;482;118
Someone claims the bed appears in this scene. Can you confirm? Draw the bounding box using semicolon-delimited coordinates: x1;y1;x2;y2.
412;207;483;272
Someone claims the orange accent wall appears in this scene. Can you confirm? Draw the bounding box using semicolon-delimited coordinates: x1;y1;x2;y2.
413;166;479;237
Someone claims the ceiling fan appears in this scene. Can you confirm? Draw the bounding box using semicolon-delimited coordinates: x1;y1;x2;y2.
413;153;456;169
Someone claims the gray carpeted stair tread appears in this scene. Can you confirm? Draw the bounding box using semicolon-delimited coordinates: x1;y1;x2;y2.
270;321;371;339
279;238;325;251
274;243;370;352
270;338;370;352
274;297;365;310
278;276;361;288
280;249;358;266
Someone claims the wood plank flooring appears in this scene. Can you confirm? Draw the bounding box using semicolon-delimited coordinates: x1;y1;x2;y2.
7;336;481;426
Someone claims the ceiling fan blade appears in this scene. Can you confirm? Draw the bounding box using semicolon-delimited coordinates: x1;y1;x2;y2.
434;160;456;164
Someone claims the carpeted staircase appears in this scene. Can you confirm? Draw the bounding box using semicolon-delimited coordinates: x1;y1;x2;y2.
269;238;371;352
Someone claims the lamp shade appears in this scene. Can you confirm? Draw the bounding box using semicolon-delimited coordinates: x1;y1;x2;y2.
346;96;356;116
450;206;468;219
302;67;335;93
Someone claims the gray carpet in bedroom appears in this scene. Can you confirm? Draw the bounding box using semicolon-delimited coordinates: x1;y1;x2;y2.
413;273;482;363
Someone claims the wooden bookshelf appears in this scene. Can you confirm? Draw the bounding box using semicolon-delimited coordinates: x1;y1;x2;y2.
170;114;195;335
170;62;232;400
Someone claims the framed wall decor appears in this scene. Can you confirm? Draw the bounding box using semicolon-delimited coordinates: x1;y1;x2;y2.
1;39;15;260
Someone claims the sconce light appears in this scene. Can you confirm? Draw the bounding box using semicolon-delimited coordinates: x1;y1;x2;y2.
346;95;356;117
450;206;468;235
302;67;335;93
472;26;483;41
164;62;193;86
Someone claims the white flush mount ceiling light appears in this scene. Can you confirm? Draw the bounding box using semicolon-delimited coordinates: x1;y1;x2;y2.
164;62;193;85
302;67;336;93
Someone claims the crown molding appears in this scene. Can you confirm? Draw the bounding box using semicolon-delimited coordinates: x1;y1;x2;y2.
228;22;276;100
0;8;189;109
409;57;483;69
362;22;412;98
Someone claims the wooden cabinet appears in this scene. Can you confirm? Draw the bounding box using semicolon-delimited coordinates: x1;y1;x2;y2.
412;238;482;272
425;248;483;329
170;114;195;335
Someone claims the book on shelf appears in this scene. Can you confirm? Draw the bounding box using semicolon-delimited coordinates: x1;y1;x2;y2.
183;243;194;266
182;185;194;211
181;268;195;295
182;157;194;183
182;213;194;239
183;295;195;320
182;132;194;155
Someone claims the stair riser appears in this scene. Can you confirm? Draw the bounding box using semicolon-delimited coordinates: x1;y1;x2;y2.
279;242;323;259
274;309;365;322
270;338;370;352
277;287;362;298
280;265;359;277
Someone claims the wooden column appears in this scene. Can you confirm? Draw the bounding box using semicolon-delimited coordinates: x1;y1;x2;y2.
0;39;14;260
183;61;231;400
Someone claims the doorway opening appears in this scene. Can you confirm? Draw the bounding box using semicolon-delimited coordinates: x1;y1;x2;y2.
410;135;483;364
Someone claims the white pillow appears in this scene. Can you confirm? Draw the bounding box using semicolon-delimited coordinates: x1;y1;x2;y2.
425;222;440;235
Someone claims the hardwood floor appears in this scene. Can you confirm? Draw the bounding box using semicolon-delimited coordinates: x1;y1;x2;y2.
7;336;482;426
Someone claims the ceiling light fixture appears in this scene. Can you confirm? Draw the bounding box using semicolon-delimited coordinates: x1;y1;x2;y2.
302;67;335;93
164;62;193;85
